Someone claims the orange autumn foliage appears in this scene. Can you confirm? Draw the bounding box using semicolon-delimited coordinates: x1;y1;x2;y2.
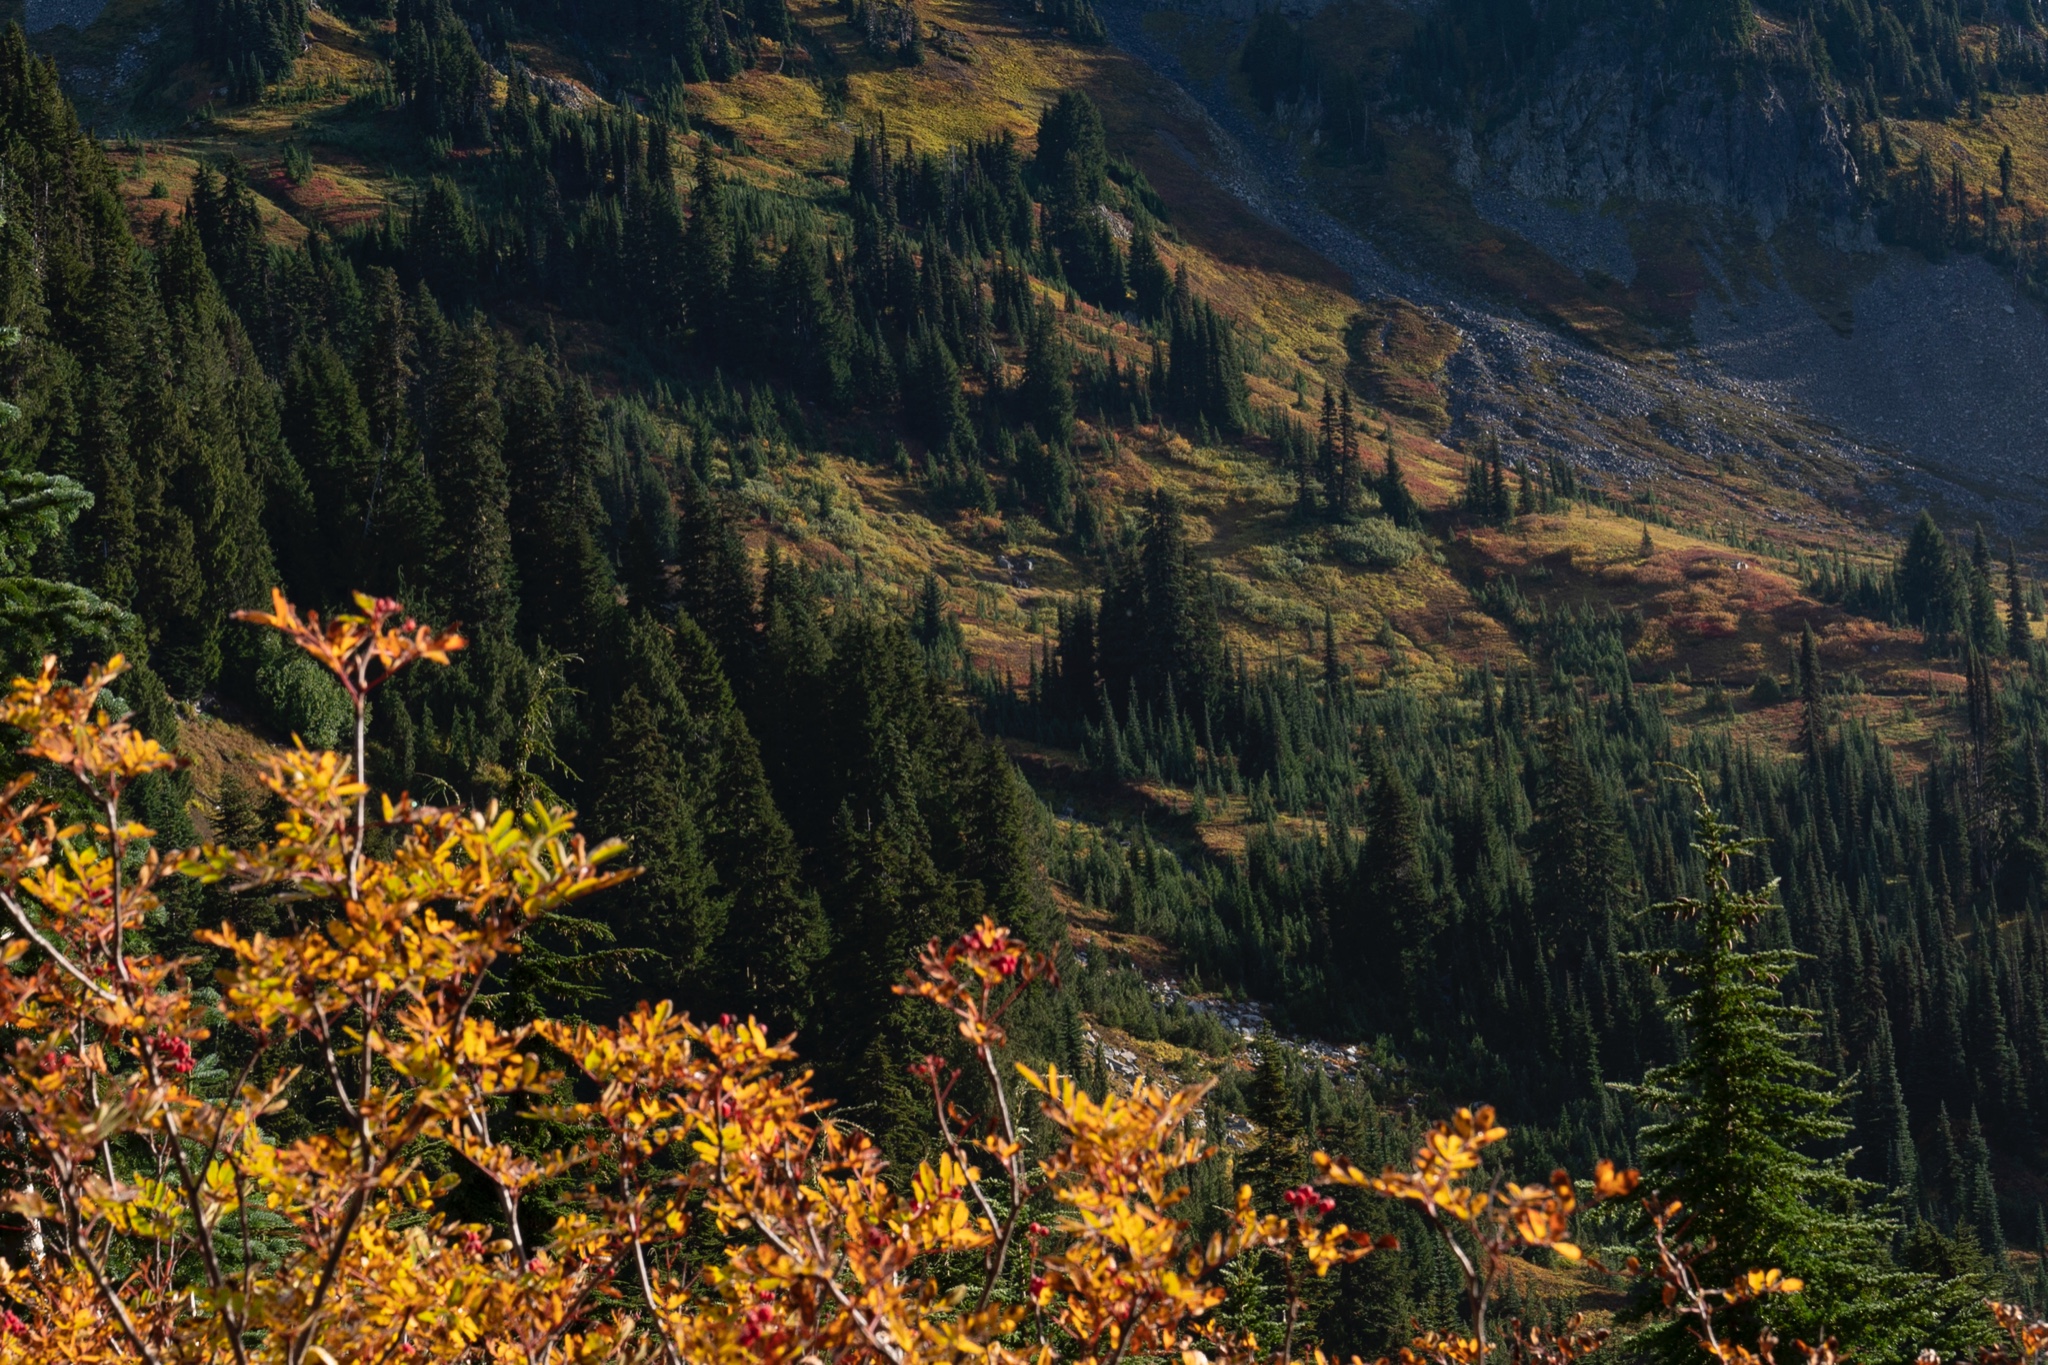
0;588;2037;1365
0;590;1388;1365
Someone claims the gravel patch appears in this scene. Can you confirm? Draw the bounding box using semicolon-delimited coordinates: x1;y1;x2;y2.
1693;252;2048;536
26;0;107;32
1470;186;1637;285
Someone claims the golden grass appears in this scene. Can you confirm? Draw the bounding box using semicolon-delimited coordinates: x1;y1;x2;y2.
89;0;1980;767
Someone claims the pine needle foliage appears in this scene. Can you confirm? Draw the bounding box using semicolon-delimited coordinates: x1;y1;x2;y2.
1623;770;1980;1364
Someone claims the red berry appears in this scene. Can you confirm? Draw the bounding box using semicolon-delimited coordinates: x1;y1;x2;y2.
152;1033;194;1075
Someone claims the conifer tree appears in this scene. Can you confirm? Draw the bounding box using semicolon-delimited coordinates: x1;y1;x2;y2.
1970;525;2005;656
1624;773;1951;1362
1463;458;1491;517
1929;1100;1966;1224
134;218;279;694
1344;763;1437;1032
1021;304;1075;447
1099;490;1224;715
1962;1104;2005;1254
72;373;141;615
674;475;757;673
410;178;482;306
590;683;723;998
1327;387;1359;520
424;323;514;636
1858;1018;1919;1198
684;138;734;352
1799;622;1827;757
823;782;956;1166
911;570;962;657
1899;511;1957;650
1234;1039;1312;1217
1322;606;1342;691
1529;723;1632;944
904;327;971;449
282;341;380;607
1314;386;1337;516
1032;91;1107;205
500;353;619;659
1129;220;1172;320
669;611;826;1029
0;295;134;667
2008;544;2030;662
1378;444;1419;529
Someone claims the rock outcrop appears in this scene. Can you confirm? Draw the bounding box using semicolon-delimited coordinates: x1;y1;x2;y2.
1471;33;1864;232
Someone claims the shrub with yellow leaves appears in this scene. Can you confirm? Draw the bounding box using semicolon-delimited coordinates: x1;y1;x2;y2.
0;589;2019;1365
0;590;1393;1365
1318;1103;1841;1365
1317;1106;1639;1365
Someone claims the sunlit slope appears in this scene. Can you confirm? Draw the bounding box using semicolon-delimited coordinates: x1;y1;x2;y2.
94;0;1989;762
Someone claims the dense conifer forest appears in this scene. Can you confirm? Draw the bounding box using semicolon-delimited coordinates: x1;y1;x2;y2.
7;0;2048;1354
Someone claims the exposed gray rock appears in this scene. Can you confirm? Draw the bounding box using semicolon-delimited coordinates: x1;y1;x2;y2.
1468;185;1637;285
1477;35;1863;233
58;29;157;104
1093;0;2010;535
26;0;108;33
1693;251;2048;536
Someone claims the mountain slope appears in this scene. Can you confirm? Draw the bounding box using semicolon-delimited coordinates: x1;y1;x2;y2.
10;0;2048;1344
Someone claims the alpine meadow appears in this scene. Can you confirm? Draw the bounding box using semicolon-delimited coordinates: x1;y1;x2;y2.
6;0;2048;1357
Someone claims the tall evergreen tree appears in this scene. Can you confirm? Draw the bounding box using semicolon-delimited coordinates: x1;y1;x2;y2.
1097;491;1223;715
1961;1104;2005;1254
1858;1018;1919;1198
674;475;757;673
1378;444;1420;529
1529;722;1632;944
1021;303;1075;447
2008;545;2030;662
1624;773;1952;1362
281;341;379;606
425;323;514;635
589;683;723;999
1342;763;1438;1032
1799;621;1827;757
1970;525;2005;657
134;219;280;694
500;352;619;659
1898;511;1958;650
684;139;735;352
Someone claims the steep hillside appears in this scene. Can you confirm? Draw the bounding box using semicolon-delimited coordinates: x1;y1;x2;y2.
67;0;1959;698
10;0;2048;1344
1196;0;2048;535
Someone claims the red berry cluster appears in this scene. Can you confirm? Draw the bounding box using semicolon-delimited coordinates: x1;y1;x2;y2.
737;1299;781;1347
964;924;1022;976
1283;1185;1335;1216
151;1034;194;1075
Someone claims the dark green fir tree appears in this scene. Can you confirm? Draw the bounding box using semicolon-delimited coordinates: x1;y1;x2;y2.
1623;772;1972;1363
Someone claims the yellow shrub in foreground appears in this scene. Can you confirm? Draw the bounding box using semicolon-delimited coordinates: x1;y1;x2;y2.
0;589;2037;1365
